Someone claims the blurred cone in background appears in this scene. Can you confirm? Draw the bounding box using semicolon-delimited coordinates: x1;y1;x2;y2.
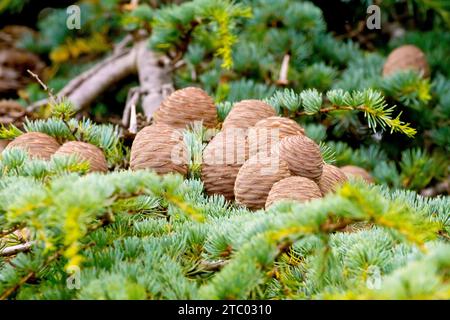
0;99;26;126
0;25;45;95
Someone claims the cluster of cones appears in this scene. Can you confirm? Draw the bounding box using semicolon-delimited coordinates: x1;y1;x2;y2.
1;132;108;172
130;87;373;210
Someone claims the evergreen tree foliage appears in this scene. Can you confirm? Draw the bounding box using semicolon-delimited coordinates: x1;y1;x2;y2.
0;162;448;299
0;0;448;300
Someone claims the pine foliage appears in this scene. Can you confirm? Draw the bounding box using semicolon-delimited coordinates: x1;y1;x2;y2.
0;165;448;299
0;0;449;301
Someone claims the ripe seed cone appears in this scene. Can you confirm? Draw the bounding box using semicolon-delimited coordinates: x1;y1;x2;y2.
0;48;45;93
6;132;60;160
201;129;248;200
153;87;218;128
248;116;305;157
0;99;25;125
0;140;9;153
234;153;291;210
273;135;323;183
382;45;430;78
318;164;348;195
130;123;188;176
265;176;322;209
340;165;374;183
55;141;108;173
222;100;276;130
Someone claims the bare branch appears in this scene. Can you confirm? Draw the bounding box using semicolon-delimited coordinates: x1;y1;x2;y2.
0;241;34;257
420;177;449;197
136;41;173;119
199;260;227;271
27;38;174;122
122;88;141;133
27;47;136;112
277;54;290;86
26;69;57;104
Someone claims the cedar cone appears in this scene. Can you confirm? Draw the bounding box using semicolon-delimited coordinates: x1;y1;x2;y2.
5;132;60;160
201;129;248;200
234;153;291;210
0;26;37;48
55;141;108;173
340;165;374;183
318;164;348;195
0;48;45;93
0;100;25;126
130;123;188;176
248;116;304;158
265;176;322;209
153;87;218;128
222;100;276;130
0;140;9;153
273;135;323;183
382;45;430;78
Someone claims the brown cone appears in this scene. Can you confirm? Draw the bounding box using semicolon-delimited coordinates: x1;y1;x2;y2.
55;141;108;173
222;100;276;130
0;140;9;153
265;176;322;209
201;129;248;200
248;116;304;158
318;164;348;195
0;48;45;93
6;132;60;160
153;87;218;128
273;135;323;183
234;153;291;210
0;99;25;126
130;123;188;176
382;45;430;78
340;165;374;183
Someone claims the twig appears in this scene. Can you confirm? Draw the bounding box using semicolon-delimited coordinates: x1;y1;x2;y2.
296;105;354;116
438;230;450;241
122;87;141;129
0;221;105;299
114;34;133;54
27;46;135;112
0;241;34;257
321;218;361;233
337;20;366;40
136;41;173;119
0;249;60;300
186;259;228;276
277;54;290;86
170;59;186;72
0;270;35;300
420;178;449;197
27;37;173;120
27;70;47;91
26;69;57;105
199;260;227;272
129;98;138;134
62;118;79;141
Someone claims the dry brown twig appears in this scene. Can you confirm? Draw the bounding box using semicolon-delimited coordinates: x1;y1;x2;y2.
0;241;34;257
277;54;290;86
122;87;141;134
26;69;57;105
420;177;449;197
27;36;173;122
